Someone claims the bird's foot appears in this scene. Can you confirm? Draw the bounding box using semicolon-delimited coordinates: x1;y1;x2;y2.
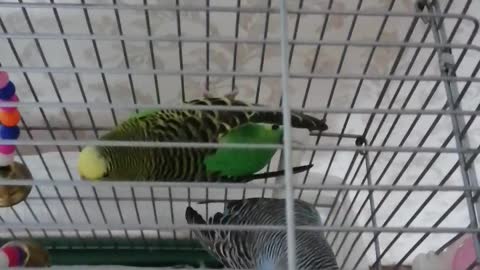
224;87;239;101
202;84;239;101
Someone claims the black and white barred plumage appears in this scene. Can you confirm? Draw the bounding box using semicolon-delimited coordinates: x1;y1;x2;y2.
185;198;339;270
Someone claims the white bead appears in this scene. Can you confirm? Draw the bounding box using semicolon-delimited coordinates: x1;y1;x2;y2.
0;153;14;167
0;250;9;268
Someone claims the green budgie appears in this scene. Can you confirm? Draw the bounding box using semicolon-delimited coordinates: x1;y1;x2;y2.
185;198;339;270
77;93;327;182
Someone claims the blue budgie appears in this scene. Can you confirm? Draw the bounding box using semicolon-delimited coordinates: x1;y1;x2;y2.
185;198;339;270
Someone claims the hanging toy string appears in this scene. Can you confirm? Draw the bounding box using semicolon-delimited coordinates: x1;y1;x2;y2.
0;71;20;167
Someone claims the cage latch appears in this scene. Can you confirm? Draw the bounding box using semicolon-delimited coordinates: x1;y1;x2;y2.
439;52;456;75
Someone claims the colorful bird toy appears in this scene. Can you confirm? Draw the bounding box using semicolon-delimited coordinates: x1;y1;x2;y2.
0;71;33;208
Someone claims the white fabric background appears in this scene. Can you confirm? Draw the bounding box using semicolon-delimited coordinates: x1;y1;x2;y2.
0;0;479;268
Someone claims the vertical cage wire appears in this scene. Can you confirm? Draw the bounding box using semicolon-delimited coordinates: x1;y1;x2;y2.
0;0;479;269
278;0;297;269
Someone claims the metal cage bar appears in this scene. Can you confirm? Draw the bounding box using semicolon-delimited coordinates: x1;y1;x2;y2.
0;0;479;269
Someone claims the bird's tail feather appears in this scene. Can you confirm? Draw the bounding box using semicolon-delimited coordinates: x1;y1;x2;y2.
185;206;206;225
196;199;237;205
185;206;220;241
233;163;313;183
250;111;328;132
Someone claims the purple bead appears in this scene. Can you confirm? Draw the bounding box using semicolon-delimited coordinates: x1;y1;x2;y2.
0;125;20;140
0;82;15;101
15;246;27;266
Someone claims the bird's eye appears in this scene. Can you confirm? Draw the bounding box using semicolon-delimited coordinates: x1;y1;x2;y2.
272;125;279;130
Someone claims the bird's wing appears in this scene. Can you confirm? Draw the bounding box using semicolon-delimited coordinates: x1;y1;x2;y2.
188;97;328;132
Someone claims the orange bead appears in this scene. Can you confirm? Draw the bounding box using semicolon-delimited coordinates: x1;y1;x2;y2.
0;109;20;127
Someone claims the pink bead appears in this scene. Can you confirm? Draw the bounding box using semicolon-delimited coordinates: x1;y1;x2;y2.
0;95;19;113
0;72;8;89
0;145;15;155
452;236;480;270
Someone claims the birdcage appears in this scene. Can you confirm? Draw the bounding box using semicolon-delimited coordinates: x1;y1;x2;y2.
0;0;479;269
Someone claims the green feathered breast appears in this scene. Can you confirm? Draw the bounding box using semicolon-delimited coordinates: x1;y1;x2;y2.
93;97;327;182
204;123;282;177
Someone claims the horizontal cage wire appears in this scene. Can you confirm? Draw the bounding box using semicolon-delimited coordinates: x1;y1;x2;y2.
0;0;479;269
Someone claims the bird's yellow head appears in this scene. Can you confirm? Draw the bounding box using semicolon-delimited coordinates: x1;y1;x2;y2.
77;146;107;181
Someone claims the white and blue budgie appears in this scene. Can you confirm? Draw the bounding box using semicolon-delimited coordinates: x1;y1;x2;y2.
185;198;339;270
